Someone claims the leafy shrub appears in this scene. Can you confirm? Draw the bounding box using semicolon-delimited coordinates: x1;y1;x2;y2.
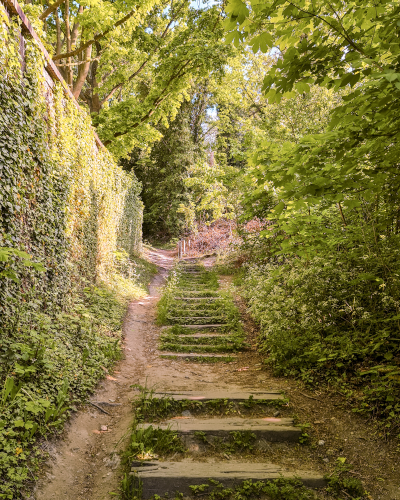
0;284;126;499
241;254;400;434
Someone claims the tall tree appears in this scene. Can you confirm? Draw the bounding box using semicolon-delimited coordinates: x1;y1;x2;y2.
122;101;199;240
30;0;229;157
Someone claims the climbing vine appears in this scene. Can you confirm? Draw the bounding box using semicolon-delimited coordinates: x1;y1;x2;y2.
0;5;144;498
0;3;143;316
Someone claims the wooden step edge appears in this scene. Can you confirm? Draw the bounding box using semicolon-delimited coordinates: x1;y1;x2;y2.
138;421;300;442
182;324;229;329
159;352;237;359
151;391;284;401
131;461;326;498
173;297;220;300
159;344;238;353
177;333;232;338
167;317;227;321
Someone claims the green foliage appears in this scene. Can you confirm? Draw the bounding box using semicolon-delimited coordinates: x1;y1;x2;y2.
194;430;257;453
0;284;126;499
220;0;400;439
240;257;400;435
123;103;197;239
326;458;365;499
124;424;186;461
27;0;230;158
0;9;148;498
0;4;143;313
183;478;317;500
120;472;143;500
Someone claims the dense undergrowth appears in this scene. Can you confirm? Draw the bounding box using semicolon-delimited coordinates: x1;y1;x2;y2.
0;254;156;500
231;248;400;440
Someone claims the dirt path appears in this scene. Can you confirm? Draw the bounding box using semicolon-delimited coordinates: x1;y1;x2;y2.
34;250;400;500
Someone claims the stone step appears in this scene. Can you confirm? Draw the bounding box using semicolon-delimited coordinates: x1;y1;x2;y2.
151;390;284;402
160;344;236;353
168;317;226;325
169;309;221;315
131;461;326;498
138;417;300;442
159;352;236;360
182;324;229;329
176;291;219;296
174;297;220;301
177;333;230;338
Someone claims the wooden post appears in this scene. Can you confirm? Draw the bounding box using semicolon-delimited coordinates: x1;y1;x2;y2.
183;239;186;256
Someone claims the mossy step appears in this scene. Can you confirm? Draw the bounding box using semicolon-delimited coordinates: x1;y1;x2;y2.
176;291;219;296
178;333;231;338
174;297;219;301
159;352;236;361
131;461;325;498
174;335;240;345
167;313;226;320
180;279;209;282
168;311;223;317
182;324;229;329
167;317;226;325
169;308;222;314
151;390;284;402
160;343;237;353
180;285;217;289
138;417;300;442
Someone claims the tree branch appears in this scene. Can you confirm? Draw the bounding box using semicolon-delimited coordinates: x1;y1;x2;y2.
99;6;181;105
53;9;137;61
39;0;64;20
103;59;195;144
73;44;92;98
71;5;83;47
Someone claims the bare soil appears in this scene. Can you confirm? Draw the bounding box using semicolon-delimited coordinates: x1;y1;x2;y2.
34;250;400;500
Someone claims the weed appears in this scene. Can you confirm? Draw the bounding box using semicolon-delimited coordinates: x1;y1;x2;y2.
151;478;318;500
325;458;365;499
132;386;288;422
240;258;400;436
193;430;257;453
120;472;143;500
297;423;311;444
125;424;186;460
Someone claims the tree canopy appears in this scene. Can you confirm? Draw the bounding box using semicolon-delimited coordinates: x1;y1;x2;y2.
31;0;229;157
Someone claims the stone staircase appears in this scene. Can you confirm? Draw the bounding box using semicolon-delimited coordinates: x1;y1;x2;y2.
159;261;244;362
130;260;326;498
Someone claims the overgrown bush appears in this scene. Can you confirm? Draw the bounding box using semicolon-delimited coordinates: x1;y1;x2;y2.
241;252;400;436
0;284;123;499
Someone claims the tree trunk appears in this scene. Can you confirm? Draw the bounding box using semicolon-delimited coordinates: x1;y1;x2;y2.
88;42;102;113
64;0;73;86
73;44;92;99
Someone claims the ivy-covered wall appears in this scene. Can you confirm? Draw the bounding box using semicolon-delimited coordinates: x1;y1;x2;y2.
0;5;143;320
